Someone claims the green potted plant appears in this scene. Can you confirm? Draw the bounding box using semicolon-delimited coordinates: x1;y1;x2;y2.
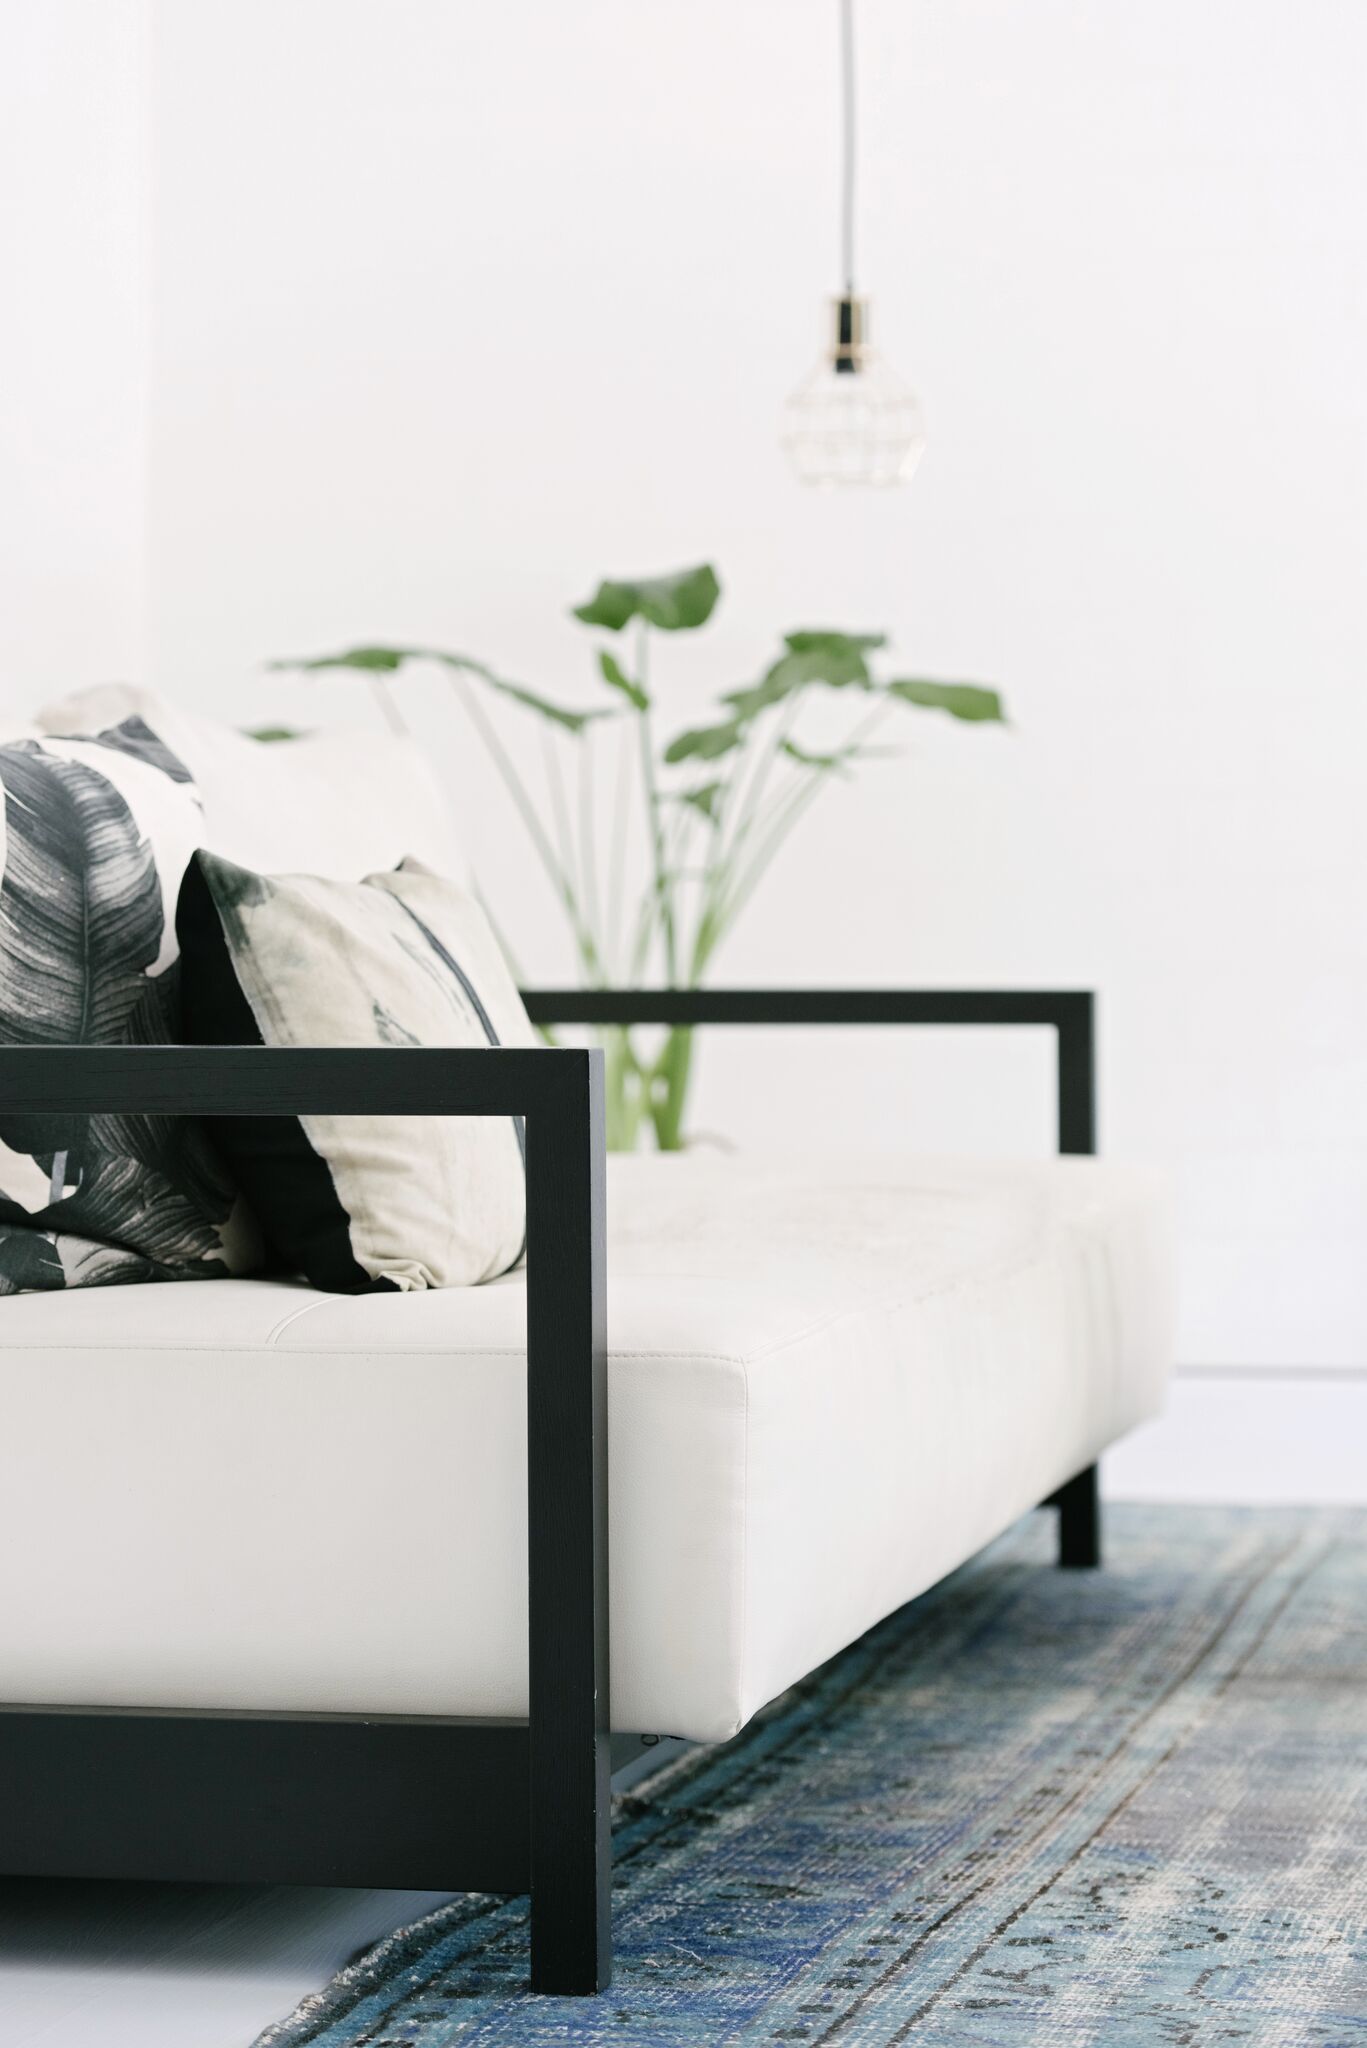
275;565;1003;1150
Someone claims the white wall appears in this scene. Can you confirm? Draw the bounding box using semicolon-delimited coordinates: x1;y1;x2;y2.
0;0;147;702
18;4;1367;1410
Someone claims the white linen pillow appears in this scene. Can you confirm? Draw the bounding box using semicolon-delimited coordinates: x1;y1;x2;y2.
178;850;536;1291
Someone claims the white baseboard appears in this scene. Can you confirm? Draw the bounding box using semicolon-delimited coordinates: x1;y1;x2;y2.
1103;1370;1367;1505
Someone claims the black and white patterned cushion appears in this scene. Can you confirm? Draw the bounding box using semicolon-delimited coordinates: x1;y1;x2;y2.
0;719;261;1293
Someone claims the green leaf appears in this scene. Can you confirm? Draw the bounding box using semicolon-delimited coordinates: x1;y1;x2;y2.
671;780;725;820
482;677;607;733
663;719;745;764
886;679;1006;724
269;643;606;733
269;645;414;673
775;635;879;689
722;631;882;720
597;649;649;711
720;666;802;721
783;630;886;657
780;738;891;774
441;658;608;734
572;564;721;634
244;725;301;742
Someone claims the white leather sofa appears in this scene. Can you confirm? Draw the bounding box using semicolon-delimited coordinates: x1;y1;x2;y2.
0;690;1176;1995
1;1150;1171;1743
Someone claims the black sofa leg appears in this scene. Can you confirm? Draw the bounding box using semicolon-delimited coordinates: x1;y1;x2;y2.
529;1738;612;1994
525;1059;612;1993
1050;1462;1101;1568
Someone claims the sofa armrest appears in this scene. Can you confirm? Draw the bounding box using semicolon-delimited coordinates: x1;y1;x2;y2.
0;1042;611;1978
519;989;1096;1156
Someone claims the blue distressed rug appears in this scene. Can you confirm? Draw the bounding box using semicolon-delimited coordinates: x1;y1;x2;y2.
255;1504;1366;2046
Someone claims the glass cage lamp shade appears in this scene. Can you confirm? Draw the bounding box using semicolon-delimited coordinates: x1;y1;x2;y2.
782;295;927;487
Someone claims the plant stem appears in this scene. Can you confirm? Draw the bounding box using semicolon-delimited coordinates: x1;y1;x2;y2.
648;1025;695;1150
450;674;606;983
601;1024;650;1150
635;622;679;986
606;714;631;976
718;689;804;871
684;694;802;983
577;723;603;967
626;878;656;984
542;726;582;918
719;773;826;928
369;675;412;737
701;700;892;972
721;700;893;933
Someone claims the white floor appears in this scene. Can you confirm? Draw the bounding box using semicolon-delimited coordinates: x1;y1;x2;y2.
0;1880;454;2048
0;1372;1359;2048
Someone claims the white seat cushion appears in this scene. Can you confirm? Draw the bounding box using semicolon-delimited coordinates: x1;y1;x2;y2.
0;1152;1173;1743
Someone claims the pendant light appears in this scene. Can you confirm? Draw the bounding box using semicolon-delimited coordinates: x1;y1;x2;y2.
781;0;927;486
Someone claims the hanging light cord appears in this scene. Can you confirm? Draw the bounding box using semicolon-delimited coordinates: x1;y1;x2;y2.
840;0;857;294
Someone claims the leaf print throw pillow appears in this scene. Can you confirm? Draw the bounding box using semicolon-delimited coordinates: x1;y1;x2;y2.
0;720;262;1293
175;850;537;1291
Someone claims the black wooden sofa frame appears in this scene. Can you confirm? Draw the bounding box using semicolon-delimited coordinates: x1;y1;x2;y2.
0;989;1099;1995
